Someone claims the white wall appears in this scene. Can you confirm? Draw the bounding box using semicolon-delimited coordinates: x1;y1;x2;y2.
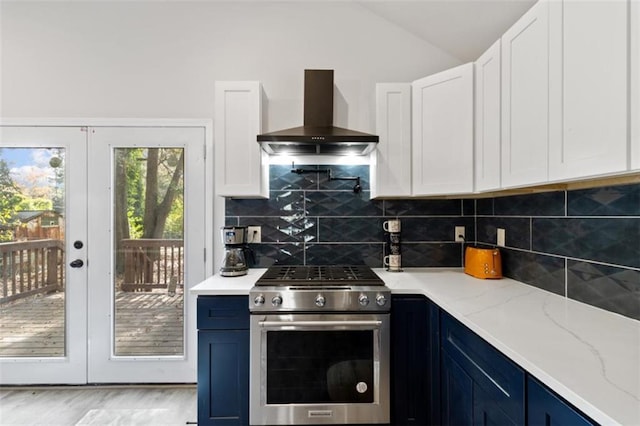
0;1;461;132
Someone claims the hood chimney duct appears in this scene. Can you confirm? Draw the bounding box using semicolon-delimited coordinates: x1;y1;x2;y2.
257;69;379;155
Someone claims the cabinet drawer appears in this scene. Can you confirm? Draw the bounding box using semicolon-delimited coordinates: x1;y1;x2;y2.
440;312;525;423
197;296;249;330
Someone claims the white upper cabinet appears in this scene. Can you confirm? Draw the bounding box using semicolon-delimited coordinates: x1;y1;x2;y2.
411;62;474;196
548;0;629;180
501;0;550;188
474;39;502;192
214;81;268;198
371;83;412;199
631;0;640;170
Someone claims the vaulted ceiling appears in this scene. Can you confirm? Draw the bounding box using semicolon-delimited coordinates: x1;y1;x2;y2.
357;0;537;62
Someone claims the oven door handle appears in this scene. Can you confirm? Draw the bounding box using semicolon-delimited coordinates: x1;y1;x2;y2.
258;320;382;328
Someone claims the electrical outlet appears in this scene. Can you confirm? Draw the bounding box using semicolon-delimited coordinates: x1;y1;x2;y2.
455;226;466;242
497;228;506;247
247;226;261;243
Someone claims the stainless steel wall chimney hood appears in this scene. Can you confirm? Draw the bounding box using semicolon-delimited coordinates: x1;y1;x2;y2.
257;70;379;155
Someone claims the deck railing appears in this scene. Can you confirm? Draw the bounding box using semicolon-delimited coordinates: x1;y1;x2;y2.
120;239;184;292
0;238;184;302
0;239;65;304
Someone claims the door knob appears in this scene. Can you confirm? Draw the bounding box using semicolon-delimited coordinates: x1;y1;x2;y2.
70;259;84;268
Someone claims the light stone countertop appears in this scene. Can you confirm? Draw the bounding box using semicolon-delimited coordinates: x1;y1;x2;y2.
191;267;640;425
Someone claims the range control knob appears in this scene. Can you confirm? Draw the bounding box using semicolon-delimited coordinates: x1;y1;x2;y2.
376;294;388;307
253;295;265;306
358;294;370;306
271;295;283;306
315;295;326;307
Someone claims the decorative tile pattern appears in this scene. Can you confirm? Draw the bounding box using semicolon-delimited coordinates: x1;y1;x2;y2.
226;191;305;216
270;165;318;191
567;183;640;216
494;191;565;216
499;249;566;296
401;217;475;242
401;243;462;268
251;243;305;267
225;164;473;268
463;199;475;216
305;243;383;267
239;216;316;243
306;191;383;216
532;218;640;268
224;217;239;226
384;199;462;216
567;260;640;320
476;217;530;250
472;183;639;316
318;217;384;242
476;198;494;216
225;165;638;318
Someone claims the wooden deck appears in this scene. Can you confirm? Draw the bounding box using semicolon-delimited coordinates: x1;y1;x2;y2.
0;291;184;357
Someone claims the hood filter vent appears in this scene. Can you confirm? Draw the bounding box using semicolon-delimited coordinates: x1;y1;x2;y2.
257;70;379;155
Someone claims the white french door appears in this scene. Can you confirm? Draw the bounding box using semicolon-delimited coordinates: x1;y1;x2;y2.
0;126;88;383
87;126;205;383
0;123;208;384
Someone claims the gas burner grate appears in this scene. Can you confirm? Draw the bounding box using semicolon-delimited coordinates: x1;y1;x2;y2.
256;265;383;286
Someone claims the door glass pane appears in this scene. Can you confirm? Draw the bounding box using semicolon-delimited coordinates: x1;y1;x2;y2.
113;148;184;356
0;148;66;357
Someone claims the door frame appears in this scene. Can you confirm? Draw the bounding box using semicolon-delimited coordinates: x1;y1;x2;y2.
0;118;214;384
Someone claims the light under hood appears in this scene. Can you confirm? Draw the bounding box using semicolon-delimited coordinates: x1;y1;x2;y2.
257;70;379;155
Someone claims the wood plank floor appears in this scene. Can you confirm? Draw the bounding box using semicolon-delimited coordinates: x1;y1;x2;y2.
0;385;196;425
0;291;184;357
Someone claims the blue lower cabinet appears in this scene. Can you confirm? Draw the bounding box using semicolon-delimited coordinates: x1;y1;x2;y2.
441;349;473;425
197;296;249;426
440;311;525;426
527;376;597;426
194;295;596;426
390;295;440;425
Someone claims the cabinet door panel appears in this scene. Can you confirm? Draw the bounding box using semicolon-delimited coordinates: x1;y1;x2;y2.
215;81;267;198
501;1;549;187
197;330;249;426
549;0;629;180
441;312;524;424
475;39;502;192
441;350;473;426
197;296;249;330
527;376;596;426
473;384;520;426
391;295;438;425
412;63;474;195
372;83;412;198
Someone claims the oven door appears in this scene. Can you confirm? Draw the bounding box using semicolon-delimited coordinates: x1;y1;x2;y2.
250;313;390;425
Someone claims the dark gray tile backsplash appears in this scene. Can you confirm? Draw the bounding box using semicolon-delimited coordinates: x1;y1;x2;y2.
499;249;566;297
226;169;640;321
226;164;471;269
566;261;640;319
476;217;531;250
493;191;566;216
567;184;640;216
532;218;640;268
477;182;640;320
385;198;463;216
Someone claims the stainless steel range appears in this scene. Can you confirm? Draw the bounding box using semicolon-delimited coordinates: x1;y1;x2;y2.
249;265;390;426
